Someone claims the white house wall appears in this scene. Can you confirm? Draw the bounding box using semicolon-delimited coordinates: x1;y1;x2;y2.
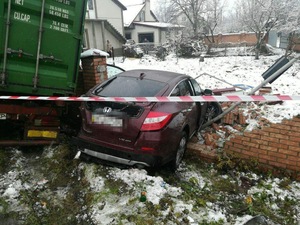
132;25;160;43
85;21;122;52
131;25;180;45
85;0;125;54
84;21;103;50
144;0;156;22
96;1;124;34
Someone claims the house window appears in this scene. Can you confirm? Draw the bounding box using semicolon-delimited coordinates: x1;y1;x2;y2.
139;11;145;22
88;0;93;10
125;33;132;40
138;33;154;43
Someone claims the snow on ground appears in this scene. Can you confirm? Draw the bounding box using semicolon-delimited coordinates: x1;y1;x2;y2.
1;50;300;224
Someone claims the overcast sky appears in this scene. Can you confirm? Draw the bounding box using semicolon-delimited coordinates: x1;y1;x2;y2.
119;0;235;14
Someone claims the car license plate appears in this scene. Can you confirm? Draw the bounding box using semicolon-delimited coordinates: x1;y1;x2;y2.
92;114;123;127
0;113;6;120
27;130;58;138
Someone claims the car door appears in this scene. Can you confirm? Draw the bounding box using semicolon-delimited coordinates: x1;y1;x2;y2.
171;79;199;136
189;78;208;127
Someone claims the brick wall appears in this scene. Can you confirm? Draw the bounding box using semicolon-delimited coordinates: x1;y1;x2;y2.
204;32;260;46
291;36;300;52
81;56;108;93
204;32;300;52
224;116;300;178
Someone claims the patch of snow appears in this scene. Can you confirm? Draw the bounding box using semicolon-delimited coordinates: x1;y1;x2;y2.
111;168;182;205
261;101;300;123
81;48;109;58
84;164;105;192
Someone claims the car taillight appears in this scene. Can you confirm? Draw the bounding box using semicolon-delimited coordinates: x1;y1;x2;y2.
141;112;172;131
141;147;155;151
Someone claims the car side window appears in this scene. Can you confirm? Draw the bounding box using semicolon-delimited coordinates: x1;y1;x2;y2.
171;86;180;96
190;78;202;96
171;80;192;96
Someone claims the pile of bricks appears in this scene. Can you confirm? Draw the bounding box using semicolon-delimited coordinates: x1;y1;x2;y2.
222;107;247;125
188;103;250;161
258;86;272;95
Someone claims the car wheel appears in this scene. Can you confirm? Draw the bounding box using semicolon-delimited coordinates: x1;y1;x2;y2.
205;102;222;123
170;131;187;171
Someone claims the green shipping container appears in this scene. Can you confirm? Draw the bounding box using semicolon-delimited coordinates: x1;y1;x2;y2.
0;0;87;96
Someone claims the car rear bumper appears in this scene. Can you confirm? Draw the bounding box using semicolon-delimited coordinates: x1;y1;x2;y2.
72;137;163;168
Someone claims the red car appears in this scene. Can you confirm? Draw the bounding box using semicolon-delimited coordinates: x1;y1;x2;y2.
73;69;221;170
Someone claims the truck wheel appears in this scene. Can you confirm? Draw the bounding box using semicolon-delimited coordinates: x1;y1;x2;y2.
170;131;187;171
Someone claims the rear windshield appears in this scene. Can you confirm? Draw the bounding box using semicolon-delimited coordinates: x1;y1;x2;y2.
94;76;165;97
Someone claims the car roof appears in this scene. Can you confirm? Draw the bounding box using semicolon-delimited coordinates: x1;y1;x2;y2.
117;69;190;84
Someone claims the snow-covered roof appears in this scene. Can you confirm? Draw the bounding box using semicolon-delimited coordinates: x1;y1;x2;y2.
122;2;183;29
123;4;144;27
133;22;185;29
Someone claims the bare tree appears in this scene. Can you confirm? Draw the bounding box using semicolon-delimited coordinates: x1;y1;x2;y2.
221;4;241;33
170;0;207;37
154;0;177;23
203;0;227;53
236;0;288;59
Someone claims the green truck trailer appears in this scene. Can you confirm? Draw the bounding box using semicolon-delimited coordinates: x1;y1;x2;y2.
0;0;88;145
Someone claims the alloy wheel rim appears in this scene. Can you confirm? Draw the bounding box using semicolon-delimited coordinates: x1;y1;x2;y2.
176;136;187;166
206;106;216;121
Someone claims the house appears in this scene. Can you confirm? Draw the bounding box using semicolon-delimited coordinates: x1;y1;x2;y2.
123;0;184;45
84;0;127;55
268;31;290;50
268;31;300;52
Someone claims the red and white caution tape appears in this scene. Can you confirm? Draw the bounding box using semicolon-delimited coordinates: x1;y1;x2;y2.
0;95;299;102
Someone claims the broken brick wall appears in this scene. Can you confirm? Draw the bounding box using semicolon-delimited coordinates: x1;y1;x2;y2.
224;116;300;177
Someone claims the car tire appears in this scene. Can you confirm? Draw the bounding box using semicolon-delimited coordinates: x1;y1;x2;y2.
170;131;188;171
205;102;222;123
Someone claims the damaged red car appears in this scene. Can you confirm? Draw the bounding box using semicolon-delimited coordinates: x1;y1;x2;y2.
73;69;221;170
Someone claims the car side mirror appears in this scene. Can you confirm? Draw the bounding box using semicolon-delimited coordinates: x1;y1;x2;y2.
203;89;213;96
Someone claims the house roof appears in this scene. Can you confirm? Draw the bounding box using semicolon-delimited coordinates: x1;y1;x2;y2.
123;4;144;27
123;3;180;29
133;22;185;29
